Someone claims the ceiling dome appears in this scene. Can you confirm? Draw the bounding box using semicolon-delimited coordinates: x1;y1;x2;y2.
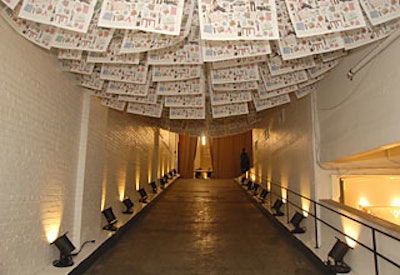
1;0;399;136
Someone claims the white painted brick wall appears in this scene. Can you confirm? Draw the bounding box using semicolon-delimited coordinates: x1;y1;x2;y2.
101;110;171;218
0;18;84;275
79;96;108;245
0;16;178;275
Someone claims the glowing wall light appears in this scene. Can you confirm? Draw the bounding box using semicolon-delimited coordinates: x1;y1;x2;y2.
341;217;360;248
41;198;64;243
135;167;140;191
301;197;310;217
148;168;152;183
281;188;287;203
116;169;127;202
392;198;400;207
101;168;108;211
358;197;369;209
201;134;206;146
43;218;62;243
250;173;256;183
117;181;126;202
390;198;400;219
40;183;65;244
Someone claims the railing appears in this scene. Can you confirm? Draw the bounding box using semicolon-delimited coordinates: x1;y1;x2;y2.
245;172;400;275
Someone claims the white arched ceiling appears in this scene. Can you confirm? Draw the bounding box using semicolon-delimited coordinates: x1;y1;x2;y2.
1;0;399;137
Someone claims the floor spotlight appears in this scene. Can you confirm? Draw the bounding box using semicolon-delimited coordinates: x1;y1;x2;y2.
272;199;284;216
102;207;118;231
163;174;169;183
150;181;158;193
326;238;352;273
122;197;134;214
247;180;253;190
138;188;148;203
159;178;166;189
51;233;75;267
259;189;269;203
252;183;260;195
290;212;306;233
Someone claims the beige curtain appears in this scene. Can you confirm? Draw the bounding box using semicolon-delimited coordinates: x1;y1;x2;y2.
210;131;252;179
178;134;198;178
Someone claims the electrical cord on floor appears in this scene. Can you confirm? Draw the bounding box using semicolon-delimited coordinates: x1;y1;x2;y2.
71;240;96;256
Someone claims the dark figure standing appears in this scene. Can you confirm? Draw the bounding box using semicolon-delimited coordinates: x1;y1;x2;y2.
240;148;250;175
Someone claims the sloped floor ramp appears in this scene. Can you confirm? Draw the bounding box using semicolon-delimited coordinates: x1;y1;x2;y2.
82;179;330;275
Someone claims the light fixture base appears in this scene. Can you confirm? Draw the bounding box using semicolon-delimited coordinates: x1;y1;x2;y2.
103;224;118;231
122;210;134;214
53;256;73;268
291;227;306;234
326;262;351;274
273;211;284;216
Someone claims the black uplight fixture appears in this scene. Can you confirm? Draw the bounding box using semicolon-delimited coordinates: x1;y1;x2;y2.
102;207;118;231
252;183;260;196
51;233;75;267
138;188;148;203
272;199;284;216
326;238;352;273
290;211;306;234
159;178;166;189
259;189;269;203
246;180;253;190
122;197;134;214
150;181;158;193
163;174;169;183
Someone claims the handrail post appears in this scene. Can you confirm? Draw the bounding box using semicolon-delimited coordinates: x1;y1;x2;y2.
372;228;379;275
314;201;319;248
286;190;290;223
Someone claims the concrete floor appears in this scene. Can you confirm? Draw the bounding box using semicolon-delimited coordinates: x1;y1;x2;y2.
83;179;331;275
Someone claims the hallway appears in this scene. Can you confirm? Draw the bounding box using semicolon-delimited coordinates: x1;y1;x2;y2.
83;179;330;275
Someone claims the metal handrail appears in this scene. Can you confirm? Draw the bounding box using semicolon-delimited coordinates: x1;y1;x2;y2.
246;172;400;275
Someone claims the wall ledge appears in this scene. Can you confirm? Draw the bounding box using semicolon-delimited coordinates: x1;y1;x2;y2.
320;199;400;235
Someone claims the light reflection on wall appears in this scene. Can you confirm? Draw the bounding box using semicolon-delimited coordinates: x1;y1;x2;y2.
359;197;370;209
135;154;140;190
135;172;140;191
101;167;108;211
201;134;206;146
256;163;262;184
280;175;288;203
161;155;165;176
41;202;64;243
250;170;256;182
148;168;152;183
392;198;400;206
117;169;127;202
301;197;310;217
341;216;360;248
148;154;153;183
281;188;287;203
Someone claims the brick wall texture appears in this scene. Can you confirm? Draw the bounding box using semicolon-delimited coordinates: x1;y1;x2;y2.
0;17;177;275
